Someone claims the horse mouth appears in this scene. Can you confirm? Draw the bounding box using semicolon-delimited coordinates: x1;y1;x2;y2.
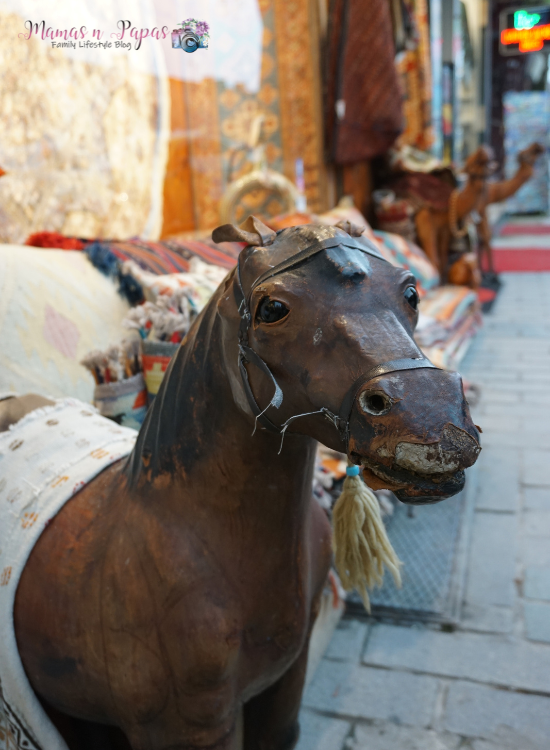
358;455;466;505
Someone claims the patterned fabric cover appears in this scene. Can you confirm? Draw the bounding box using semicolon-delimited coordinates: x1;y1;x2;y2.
86;238;240;274
0;399;137;750
417;286;482;370
0;247;130;402
84;238;241;303
372;230;440;298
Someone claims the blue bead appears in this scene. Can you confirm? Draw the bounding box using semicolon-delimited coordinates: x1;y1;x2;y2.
346;465;360;477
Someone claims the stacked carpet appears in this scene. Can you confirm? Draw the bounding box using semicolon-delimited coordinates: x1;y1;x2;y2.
416;286;482;370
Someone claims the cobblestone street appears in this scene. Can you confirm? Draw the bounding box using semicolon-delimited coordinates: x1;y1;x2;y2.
297;271;550;750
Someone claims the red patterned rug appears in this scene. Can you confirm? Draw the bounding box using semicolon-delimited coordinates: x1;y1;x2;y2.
500;224;550;236
493;249;550;272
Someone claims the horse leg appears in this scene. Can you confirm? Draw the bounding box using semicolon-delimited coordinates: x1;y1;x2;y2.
414;208;441;273
438;224;450;284
0;394;54;432
242;626;314;750
479;210;495;274
39;698;133;750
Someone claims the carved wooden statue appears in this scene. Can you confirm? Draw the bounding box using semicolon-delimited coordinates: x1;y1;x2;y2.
414;146;496;285
396;144;543;285
3;219;480;750
475;142;544;275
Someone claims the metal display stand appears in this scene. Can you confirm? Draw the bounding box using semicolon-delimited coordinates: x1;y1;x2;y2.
346;464;478;626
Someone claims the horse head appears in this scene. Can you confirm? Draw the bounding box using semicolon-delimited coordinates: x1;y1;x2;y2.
213;217;480;504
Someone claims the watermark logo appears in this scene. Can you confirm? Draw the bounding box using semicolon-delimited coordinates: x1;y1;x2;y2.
171;19;209;53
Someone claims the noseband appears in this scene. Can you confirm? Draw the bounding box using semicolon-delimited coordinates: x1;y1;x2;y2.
233;233;438;449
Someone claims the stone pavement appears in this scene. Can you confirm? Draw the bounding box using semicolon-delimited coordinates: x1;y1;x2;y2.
296;272;550;750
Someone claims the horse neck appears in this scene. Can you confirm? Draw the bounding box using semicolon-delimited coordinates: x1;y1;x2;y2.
126;285;317;526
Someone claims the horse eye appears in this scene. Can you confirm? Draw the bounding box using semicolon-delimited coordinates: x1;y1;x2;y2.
257;297;289;324
404;286;419;311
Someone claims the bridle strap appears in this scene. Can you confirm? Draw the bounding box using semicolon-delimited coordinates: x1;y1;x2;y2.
248;236;386;294
338;357;437;433
233;235;385;325
233;232;438;440
238;343;282;433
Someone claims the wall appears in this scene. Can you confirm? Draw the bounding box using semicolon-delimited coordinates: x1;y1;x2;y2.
0;3;170;244
0;0;327;243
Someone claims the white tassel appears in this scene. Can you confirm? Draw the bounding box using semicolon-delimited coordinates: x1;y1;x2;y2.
332;463;402;613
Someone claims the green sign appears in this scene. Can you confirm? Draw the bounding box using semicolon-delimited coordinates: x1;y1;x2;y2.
515;9;541;29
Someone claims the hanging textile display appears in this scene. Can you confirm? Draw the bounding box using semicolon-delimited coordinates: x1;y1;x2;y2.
395;0;434;151
325;0;404;164
163;0;326;234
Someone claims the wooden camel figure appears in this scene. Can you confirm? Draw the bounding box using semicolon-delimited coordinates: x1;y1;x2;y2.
7;219;481;750
414;145;497;284
414;143;544;285
475;142;545;275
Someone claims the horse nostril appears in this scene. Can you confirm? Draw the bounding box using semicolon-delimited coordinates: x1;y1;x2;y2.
359;390;392;416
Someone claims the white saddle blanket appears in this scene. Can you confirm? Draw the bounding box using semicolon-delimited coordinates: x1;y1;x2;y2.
0;399;137;750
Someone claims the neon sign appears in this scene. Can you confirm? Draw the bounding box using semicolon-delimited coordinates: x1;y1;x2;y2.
515;10;540;29
500;6;550;54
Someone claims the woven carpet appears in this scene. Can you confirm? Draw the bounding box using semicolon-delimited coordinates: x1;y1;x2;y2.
499;223;550;236
493;220;550;271
492;249;550;272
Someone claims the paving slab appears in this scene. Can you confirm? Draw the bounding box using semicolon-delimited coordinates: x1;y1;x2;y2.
523;450;550;487
302;660;439;727
460;604;514;635
465;373;520;386
523;601;550;643
480;431;550;450
473;737;543;750
444;681;550;749
475;447;519;512
295;710;350;750
480;402;548;419
352;723;461;750
464;511;516;608
518;535;550;566
522;391;550;407
473;415;520;433
324;619;369;662
523;488;550;511
521;372;550;384
524;567;550;600
363;624;550;693
522;510;550;537
478;388;518;403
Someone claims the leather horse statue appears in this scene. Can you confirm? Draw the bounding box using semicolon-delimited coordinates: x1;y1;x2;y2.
7;219;480;750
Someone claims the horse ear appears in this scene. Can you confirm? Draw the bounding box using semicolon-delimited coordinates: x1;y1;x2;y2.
334;219;366;237
212;216;276;246
239;216;277;245
212;224;262;246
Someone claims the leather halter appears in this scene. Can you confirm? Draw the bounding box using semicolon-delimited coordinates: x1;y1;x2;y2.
233;233;437;445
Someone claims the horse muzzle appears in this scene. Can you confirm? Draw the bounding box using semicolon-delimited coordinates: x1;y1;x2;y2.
348;369;481;504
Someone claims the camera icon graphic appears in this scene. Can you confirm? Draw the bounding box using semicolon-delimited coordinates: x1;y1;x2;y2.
172;19;209;53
